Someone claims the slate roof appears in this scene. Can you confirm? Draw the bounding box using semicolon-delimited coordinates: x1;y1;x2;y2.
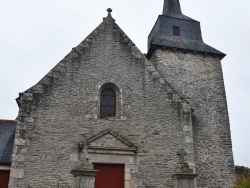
163;0;194;21
147;0;226;59
163;0;182;15
0;120;16;165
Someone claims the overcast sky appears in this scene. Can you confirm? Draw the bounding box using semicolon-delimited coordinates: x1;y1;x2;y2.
0;0;249;167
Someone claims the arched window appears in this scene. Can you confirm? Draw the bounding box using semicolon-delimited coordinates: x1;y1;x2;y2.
100;88;116;118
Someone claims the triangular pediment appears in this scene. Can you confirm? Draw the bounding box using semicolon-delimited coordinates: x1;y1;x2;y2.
86;130;137;155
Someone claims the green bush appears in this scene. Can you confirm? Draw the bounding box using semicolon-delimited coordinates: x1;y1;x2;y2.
236;166;250;177
235;166;250;188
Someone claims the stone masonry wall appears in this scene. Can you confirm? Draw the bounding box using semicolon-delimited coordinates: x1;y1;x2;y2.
150;49;235;187
9;15;195;188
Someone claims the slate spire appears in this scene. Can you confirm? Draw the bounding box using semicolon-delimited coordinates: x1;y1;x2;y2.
147;0;225;59
163;0;182;15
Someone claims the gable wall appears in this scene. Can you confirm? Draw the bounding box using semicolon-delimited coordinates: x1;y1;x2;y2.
9;19;193;188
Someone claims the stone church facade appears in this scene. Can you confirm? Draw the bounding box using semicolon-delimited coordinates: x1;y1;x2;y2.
9;0;235;187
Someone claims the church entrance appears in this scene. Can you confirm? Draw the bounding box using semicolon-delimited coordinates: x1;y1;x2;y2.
0;170;10;188
94;163;124;188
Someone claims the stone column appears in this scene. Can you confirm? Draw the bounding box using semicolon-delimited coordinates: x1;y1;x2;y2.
173;148;197;188
71;140;98;188
172;173;197;188
71;168;98;188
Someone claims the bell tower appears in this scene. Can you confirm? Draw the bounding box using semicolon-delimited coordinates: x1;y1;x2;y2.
147;0;235;187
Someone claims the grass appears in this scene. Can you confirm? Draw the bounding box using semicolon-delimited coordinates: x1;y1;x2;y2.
235;177;250;188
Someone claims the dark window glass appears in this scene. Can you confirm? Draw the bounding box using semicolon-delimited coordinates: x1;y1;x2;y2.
100;88;116;117
173;26;180;36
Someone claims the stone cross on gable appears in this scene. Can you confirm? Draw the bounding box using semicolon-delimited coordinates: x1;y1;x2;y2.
177;148;187;163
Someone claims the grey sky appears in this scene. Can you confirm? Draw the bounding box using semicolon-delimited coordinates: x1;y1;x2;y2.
0;0;249;167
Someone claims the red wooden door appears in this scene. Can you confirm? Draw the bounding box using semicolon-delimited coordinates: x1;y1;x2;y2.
94;164;124;188
0;170;10;188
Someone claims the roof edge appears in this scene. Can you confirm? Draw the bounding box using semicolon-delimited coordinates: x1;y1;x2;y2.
0;120;17;123
147;44;226;60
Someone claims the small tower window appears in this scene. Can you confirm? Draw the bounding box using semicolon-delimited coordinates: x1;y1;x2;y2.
100;88;116;118
173;26;180;36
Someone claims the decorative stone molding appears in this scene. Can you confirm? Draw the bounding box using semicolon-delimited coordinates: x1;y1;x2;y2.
85;129;137;155
172;173;198;179
71;169;98;177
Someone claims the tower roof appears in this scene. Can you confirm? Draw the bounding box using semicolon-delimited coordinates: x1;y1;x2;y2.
163;0;182;15
162;0;194;20
147;0;225;59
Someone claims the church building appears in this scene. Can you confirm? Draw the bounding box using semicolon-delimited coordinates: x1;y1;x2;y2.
9;0;235;187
